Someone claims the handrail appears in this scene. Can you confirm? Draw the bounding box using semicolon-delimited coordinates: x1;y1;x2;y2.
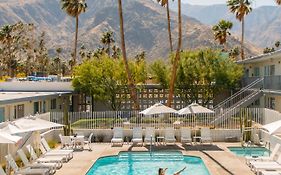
212;90;262;125
214;78;263;110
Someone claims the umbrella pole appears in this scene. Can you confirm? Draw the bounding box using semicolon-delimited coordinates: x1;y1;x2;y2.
194;114;196;137
6;144;10;175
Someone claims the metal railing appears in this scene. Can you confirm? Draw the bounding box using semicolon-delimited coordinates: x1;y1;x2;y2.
214;78;263;110
50;108;264;130
242;75;281;90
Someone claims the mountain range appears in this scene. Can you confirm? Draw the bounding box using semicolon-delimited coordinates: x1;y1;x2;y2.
170;2;281;48
0;0;261;60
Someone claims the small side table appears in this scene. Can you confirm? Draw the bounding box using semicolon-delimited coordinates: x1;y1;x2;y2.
157;136;165;145
193;136;201;144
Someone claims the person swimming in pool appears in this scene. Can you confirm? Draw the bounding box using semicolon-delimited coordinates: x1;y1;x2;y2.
158;167;186;175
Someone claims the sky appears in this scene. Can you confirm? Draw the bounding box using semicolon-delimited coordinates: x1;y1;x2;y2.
182;0;277;8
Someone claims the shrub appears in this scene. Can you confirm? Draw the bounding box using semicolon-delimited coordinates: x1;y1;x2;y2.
48;140;58;149
96;134;105;142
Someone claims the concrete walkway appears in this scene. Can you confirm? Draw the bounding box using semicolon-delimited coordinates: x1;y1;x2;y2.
55;143;254;175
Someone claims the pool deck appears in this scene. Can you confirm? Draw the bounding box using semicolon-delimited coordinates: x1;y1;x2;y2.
55;142;254;175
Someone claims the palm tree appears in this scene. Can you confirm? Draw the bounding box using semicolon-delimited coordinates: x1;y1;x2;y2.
157;0;173;52
227;0;252;60
118;0;140;110
212;20;233;50
61;0;87;67
275;41;280;48
0;24;14;77
56;47;62;75
101;31;115;56
167;0;182;107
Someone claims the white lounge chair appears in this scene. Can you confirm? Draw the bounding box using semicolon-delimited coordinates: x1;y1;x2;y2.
5;154;50;175
39;142;69;162
251;154;281;174
132;127;143;146
59;134;74;149
180;127;192;144
200;127;212;144
111;127;124;146
0;166;6;175
17;149;57;174
164;127;176;145
144;127;155;145
26;145;64;166
247;143;280;166
260;171;281;175
41;138;73;159
84;133;94;151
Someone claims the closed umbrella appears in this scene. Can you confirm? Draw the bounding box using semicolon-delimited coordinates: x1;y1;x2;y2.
139;103;177;115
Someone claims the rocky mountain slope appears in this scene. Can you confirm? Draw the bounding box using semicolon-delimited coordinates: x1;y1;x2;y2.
170;2;281;48
0;0;261;60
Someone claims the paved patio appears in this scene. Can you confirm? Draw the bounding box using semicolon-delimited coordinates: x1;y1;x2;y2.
55;142;254;175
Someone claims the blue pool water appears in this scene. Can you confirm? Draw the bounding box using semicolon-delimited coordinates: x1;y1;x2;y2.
228;147;270;157
86;151;210;175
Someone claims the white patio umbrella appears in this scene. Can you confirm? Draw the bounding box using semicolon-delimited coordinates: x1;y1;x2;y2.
177;103;215;115
262;120;281;135
0;115;63;134
0;132;22;174
139;103;177;115
0;132;21;144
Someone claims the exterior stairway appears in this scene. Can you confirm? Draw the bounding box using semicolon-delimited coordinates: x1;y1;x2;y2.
211;78;264;126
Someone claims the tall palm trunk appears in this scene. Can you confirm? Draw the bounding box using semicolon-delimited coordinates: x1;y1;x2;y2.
166;1;173;52
118;0;140;110
74;16;79;66
167;0;182;107
241;17;245;60
108;43;111;56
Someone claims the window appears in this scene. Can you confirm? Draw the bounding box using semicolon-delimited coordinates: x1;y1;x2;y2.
34;102;39;114
51;99;56;110
264;65;275;76
268;97;275;109
270;65;275;76
17;104;24;118
0;107;4;122
253;67;260;77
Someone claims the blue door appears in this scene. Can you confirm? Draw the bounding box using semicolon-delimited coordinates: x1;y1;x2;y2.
0;107;5;122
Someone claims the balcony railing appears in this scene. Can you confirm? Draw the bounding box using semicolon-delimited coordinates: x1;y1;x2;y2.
242;75;281;91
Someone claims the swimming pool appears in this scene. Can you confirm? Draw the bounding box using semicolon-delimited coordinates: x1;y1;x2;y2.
86;151;210;175
228;147;270;157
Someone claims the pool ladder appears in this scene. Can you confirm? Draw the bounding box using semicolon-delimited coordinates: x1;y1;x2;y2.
246;141;252;156
149;135;152;156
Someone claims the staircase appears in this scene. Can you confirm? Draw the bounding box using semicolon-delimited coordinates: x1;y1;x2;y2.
211;78;264;126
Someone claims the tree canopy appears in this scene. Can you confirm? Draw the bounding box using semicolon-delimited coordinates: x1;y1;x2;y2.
72;54;147;110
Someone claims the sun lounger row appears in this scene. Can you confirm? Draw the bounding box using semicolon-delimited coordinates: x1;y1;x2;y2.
111;127;213;146
246;143;281;175
3;137;74;175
